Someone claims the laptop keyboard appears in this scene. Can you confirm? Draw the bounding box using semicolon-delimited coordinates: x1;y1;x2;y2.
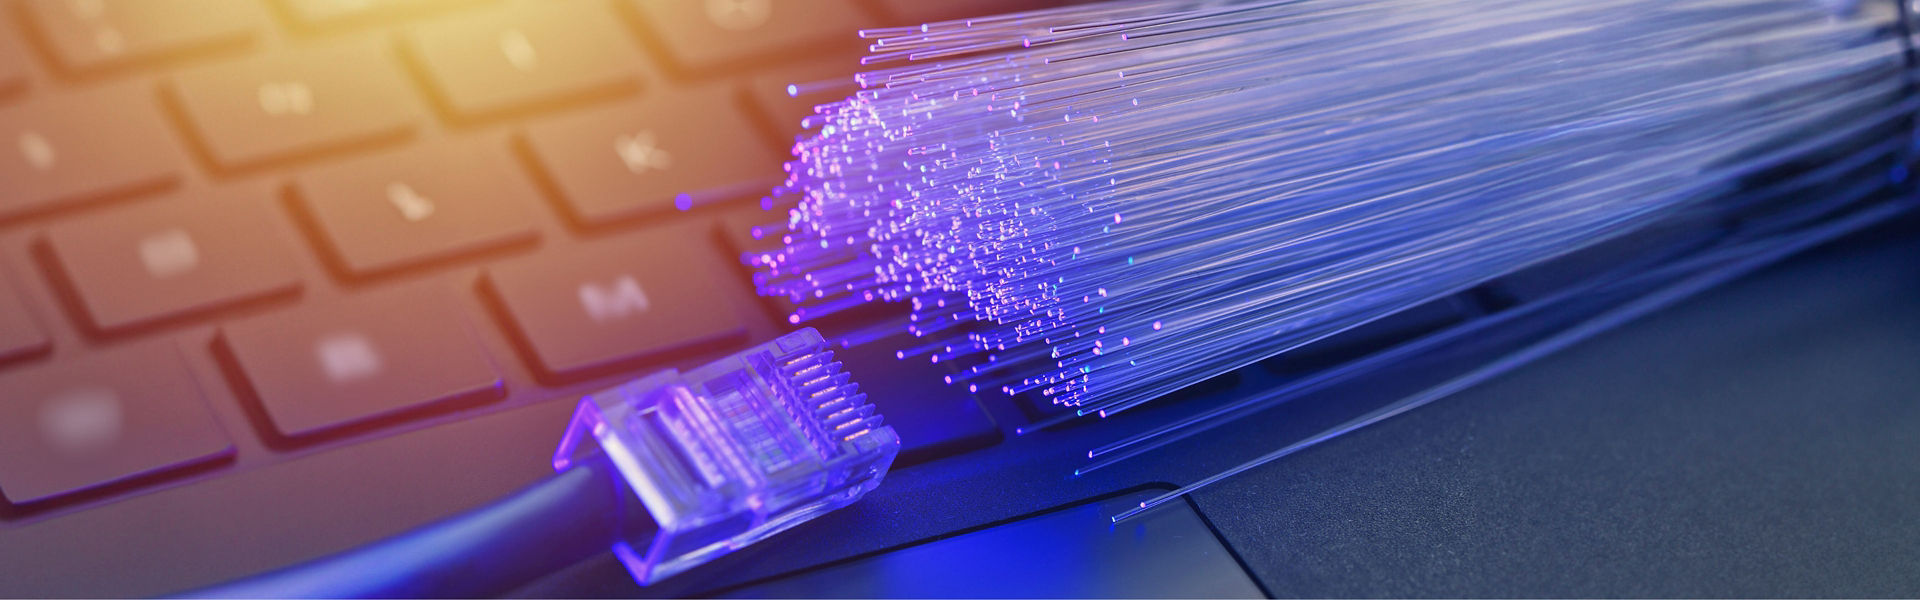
0;0;1039;515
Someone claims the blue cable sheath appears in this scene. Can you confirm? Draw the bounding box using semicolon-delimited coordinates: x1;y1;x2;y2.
174;454;647;599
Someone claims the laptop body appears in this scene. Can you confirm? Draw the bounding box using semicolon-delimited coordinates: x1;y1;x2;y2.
1;0;1917;596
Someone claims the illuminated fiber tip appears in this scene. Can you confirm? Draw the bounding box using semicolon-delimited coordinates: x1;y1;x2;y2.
754;0;1913;419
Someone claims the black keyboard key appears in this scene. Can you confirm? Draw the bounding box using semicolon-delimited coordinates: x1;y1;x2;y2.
42;189;303;335
169;40;420;171
744;58;861;152
0;275;52;365
20;0;265;74
0;85;182;221
834;339;1000;467
406;0;644;121
292;141;540;277
624;0;872;72
218;285;503;439
522;88;778;226
482;225;747;381
0;342;233;505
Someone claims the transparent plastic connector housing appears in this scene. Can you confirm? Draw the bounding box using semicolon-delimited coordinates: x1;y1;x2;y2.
552;328;899;585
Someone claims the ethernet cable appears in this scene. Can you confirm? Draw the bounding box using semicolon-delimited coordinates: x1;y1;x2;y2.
184;329;898;597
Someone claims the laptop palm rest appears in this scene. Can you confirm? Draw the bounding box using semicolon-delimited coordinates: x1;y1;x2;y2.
720;490;1265;598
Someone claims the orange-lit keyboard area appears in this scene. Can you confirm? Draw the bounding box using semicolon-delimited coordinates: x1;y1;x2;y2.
0;0;1038;529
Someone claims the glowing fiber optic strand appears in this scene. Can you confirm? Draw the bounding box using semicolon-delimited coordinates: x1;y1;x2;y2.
1111;195;1918;522
1080;131;1920;477
756;0;1910;427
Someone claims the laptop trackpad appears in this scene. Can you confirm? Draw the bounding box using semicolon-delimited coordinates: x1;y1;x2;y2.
722;490;1264;598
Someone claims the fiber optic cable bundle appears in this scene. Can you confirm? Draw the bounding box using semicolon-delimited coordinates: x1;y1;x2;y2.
753;0;1916;500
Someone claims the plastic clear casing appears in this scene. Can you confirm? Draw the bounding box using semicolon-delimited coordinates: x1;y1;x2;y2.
552;328;899;585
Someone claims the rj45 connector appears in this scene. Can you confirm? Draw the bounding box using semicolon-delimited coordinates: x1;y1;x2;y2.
552;328;899;585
